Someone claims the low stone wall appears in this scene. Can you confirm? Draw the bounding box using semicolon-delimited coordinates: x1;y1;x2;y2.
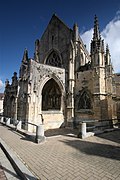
42;112;64;130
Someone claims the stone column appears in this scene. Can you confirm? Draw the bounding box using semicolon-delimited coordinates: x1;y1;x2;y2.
67;42;75;124
14;97;18;120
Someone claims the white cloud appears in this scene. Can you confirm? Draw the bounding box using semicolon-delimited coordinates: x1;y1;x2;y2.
81;28;93;52
102;15;120;72
81;12;120;73
0;79;5;93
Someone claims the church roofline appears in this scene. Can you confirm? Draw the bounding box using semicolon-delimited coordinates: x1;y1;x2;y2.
39;13;90;58
40;14;73;40
50;14;73;31
52;14;90;57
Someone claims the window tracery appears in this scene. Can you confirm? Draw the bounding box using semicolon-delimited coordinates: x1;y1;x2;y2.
42;79;61;110
46;51;62;67
78;90;92;110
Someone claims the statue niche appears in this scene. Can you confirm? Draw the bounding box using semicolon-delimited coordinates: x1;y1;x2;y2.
42;79;61;110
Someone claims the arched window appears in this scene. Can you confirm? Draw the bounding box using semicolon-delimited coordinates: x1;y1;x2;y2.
78;90;92;110
42;79;61;110
46;51;62;68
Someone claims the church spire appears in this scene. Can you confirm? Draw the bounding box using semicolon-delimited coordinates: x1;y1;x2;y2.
106;44;109;54
105;44;111;65
91;15;105;67
19;48;29;79
106;44;109;53
22;48;28;63
34;39;39;62
73;23;79;42
91;15;104;54
93;15;101;41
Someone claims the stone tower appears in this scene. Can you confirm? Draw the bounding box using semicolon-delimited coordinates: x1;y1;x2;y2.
90;15;107;120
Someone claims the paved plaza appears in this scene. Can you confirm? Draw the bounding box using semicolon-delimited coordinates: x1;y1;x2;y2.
0;123;120;180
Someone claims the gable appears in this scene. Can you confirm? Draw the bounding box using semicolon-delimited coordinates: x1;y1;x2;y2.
39;14;73;64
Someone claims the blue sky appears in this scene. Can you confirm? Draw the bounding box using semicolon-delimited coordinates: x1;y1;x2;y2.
0;0;120;92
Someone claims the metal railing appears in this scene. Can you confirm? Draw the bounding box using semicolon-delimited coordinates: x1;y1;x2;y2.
1;115;120;140
0;115;45;143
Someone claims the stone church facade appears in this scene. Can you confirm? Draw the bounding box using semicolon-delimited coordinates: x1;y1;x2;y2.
3;14;120;132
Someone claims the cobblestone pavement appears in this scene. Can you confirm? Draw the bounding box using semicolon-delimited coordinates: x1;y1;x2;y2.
0;124;120;180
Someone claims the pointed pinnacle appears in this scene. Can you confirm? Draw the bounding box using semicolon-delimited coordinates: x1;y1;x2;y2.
93;15;101;40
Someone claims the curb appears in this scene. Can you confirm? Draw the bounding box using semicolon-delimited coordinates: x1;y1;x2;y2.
0;138;37;180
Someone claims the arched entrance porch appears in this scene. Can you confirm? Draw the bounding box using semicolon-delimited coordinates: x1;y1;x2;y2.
39;77;65;130
42;79;61;111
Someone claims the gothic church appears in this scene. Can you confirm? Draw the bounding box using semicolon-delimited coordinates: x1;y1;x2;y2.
3;14;120;132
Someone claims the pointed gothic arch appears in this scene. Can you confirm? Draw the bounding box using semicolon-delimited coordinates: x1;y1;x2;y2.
45;50;62;68
42;78;62;110
77;89;92;110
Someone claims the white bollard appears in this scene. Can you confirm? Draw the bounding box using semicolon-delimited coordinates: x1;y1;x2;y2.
81;122;86;138
6;118;10;126
0;117;4;123
16;120;22;129
35;125;45;143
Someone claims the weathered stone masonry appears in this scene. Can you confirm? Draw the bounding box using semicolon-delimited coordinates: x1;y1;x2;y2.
3;14;120;132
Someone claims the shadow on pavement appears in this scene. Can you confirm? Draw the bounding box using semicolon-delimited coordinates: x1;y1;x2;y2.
59;136;120;161
0;165;20;179
96;129;120;144
0;164;7;180
20;136;36;143
45;128;78;137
